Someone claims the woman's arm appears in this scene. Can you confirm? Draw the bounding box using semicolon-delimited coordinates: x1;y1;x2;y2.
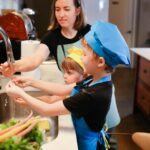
14;44;50;72
0;44;50;77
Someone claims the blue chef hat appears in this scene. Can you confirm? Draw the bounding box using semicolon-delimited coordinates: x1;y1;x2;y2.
84;21;130;69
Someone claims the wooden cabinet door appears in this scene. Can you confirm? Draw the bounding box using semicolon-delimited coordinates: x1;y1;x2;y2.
137;81;150;117
139;57;150;86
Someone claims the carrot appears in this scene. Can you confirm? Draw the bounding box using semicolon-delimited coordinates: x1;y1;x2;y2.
0;117;35;142
16;119;39;137
0;111;33;136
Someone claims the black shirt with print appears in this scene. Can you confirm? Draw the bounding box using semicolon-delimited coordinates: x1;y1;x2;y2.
63;77;112;132
41;25;91;69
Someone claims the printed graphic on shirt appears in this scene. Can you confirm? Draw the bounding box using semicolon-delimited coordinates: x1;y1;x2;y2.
57;40;83;70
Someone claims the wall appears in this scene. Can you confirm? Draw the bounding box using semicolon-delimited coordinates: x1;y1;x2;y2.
24;0;109;38
136;0;150;47
83;0;109;24
23;0;52;39
0;0;22;10
109;0;138;68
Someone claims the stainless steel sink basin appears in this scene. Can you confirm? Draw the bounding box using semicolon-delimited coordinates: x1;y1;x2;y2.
0;26;60;141
0;59;63;141
0;91;58;141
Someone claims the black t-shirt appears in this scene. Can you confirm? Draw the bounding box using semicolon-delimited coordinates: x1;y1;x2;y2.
63;78;112;132
41;24;91;69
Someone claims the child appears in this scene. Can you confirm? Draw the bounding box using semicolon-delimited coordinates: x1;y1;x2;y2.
13;47;85;105
6;21;130;150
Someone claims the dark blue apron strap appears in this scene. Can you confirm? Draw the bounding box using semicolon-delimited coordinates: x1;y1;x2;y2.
98;129;110;150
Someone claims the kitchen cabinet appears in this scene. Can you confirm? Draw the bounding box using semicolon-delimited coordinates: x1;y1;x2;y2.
136;57;150;117
131;48;150;119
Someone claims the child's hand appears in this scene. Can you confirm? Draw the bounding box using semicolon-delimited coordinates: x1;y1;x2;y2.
0;62;15;78
12;76;33;87
14;97;29;107
5;81;24;98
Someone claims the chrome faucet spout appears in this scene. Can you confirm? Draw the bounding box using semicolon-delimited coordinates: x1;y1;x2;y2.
0;27;15;64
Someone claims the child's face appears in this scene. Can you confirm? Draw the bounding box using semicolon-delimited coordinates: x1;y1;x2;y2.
63;69;83;84
82;46;98;75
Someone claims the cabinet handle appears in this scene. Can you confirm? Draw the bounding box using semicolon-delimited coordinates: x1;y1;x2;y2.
112;1;119;5
143;69;147;74
126;30;132;34
141;96;145;100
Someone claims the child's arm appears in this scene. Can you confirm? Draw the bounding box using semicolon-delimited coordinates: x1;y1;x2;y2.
37;95;66;103
30;79;74;96
15;95;65;107
5;81;70;116
13;76;75;96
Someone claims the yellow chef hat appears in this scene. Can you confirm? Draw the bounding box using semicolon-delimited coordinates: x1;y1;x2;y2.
67;46;84;69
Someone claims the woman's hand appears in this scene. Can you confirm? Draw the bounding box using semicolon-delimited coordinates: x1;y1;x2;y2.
5;80;24;98
12;76;33;88
0;62;15;78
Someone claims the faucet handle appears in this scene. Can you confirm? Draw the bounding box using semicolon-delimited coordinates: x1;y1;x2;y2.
0;27;15;64
7;50;15;64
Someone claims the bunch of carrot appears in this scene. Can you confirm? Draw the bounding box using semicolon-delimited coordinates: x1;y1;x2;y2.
0;111;40;143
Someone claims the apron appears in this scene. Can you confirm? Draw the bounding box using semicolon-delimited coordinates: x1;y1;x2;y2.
71;75;111;150
106;85;120;129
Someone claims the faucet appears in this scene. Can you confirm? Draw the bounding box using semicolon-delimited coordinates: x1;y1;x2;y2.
0;26;15;64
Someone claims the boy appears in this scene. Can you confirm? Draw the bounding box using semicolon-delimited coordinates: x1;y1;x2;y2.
6;21;130;150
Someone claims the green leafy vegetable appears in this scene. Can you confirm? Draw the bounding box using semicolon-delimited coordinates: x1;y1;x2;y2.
25;126;43;145
0;137;33;150
0;118;18;131
0;124;7;131
0;118;43;150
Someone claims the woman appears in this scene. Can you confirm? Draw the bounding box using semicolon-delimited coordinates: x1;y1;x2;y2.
0;0;90;76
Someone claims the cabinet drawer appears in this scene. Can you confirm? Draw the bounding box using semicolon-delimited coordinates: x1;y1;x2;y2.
139;57;150;86
137;82;150;116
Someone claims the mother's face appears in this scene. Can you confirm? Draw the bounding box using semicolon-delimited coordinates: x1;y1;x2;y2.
55;0;80;29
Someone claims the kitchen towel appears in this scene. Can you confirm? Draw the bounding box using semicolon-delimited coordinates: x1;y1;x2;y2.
21;40;41;91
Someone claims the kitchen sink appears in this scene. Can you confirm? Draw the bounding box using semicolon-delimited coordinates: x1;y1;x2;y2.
0;61;63;141
0;88;58;141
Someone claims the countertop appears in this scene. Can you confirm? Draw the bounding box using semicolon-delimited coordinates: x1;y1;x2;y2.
131;48;150;61
40;62;77;150
42;115;77;150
